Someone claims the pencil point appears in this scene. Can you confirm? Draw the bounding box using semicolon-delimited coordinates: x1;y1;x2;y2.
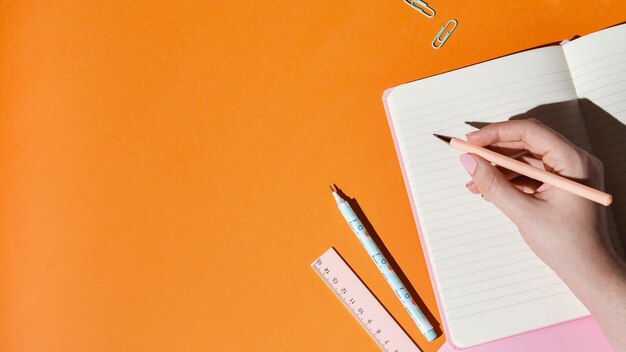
433;134;452;144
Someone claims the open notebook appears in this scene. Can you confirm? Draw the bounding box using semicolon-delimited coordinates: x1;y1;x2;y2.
383;24;626;349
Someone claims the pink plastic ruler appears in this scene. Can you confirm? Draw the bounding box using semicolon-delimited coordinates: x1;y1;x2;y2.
311;247;420;352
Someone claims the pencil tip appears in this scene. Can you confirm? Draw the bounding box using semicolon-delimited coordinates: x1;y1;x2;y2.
433;134;452;144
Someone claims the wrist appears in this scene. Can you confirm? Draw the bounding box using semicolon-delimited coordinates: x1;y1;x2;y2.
559;248;626;306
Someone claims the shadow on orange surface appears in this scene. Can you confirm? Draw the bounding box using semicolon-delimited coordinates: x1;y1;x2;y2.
333;185;443;340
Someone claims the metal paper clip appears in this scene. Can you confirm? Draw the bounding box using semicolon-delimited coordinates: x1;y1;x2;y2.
404;0;435;18
432;19;457;49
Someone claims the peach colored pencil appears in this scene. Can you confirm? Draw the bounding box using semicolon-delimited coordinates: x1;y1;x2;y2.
434;134;613;206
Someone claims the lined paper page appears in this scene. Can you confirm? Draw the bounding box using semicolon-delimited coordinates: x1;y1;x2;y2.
386;47;589;348
564;24;626;257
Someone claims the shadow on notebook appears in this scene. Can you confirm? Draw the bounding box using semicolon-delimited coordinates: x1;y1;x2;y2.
504;98;626;258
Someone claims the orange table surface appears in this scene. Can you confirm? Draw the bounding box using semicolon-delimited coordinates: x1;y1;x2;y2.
1;1;625;351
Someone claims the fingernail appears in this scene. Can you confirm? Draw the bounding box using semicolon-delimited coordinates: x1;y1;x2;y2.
459;154;477;175
465;180;474;188
465;131;477;138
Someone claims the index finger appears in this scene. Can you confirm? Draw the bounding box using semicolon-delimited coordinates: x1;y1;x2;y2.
466;118;579;170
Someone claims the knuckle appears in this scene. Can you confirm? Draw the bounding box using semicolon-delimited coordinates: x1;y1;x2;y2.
589;154;605;185
520;119;544;141
590;154;604;170
570;150;605;187
578;151;598;171
568;151;591;176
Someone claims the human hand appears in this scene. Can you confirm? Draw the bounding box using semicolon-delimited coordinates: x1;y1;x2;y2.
458;118;616;275
458;118;626;349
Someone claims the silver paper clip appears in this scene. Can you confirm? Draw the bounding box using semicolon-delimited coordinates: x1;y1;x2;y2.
404;0;435;18
432;19;457;49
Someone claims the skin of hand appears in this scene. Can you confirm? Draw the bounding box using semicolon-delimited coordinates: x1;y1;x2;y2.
458;118;626;350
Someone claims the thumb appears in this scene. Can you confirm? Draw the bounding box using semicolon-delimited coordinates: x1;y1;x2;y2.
459;153;536;223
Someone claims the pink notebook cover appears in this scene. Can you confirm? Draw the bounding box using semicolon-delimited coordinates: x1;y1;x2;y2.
382;88;612;351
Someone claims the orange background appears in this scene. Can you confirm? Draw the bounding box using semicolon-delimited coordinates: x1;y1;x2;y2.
1;1;625;351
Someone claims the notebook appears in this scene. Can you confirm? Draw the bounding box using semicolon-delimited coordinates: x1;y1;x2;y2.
383;23;626;349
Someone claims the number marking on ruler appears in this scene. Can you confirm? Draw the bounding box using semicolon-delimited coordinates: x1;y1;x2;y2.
311;247;420;352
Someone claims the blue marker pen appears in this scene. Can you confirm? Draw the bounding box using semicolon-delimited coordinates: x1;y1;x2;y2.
331;185;437;342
